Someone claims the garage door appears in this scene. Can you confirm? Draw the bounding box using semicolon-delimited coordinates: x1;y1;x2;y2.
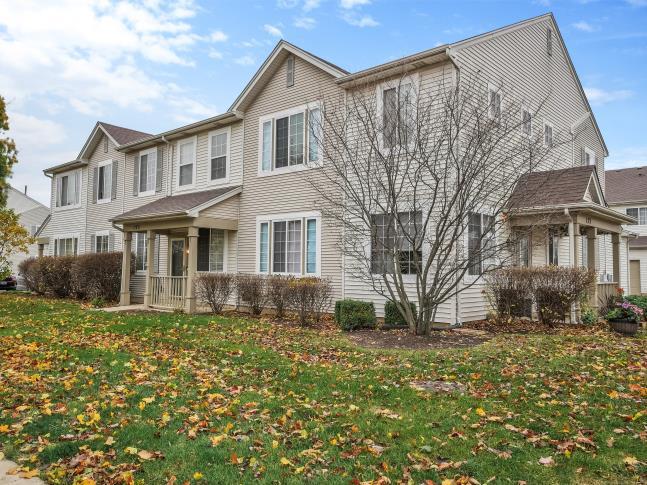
630;260;641;295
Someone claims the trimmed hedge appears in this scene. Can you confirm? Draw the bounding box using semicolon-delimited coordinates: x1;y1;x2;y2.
384;300;416;327
334;299;376;331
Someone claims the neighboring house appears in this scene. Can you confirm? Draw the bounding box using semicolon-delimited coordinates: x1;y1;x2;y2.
6;185;49;281
606;166;647;295
38;13;633;323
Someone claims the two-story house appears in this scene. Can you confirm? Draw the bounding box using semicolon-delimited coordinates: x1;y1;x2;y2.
606;166;647;295
38;13;634;322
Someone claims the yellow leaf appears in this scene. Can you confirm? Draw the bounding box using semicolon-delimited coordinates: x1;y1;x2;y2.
272;440;279;449
193;472;203;480
608;390;619;399
124;447;138;455
78;478;96;485
441;480;456;485
624;456;638;466
105;436;115;446
0;425;9;433
476;408;486;416
138;450;154;460
210;435;226;447
280;457;292;466
19;469;40;479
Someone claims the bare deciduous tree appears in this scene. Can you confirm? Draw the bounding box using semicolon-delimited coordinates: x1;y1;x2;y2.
308;72;563;335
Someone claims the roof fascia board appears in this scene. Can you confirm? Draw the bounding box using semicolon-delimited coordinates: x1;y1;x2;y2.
229;41;347;113
43;159;88;175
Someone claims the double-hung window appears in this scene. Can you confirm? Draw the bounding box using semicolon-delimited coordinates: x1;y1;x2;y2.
467;212;495;276
381;81;415;148
371;211;422;275
138;149;156;196
54;236;78;256
95;232;110;253
209;128;229;183
197;229;227;272
514;232;530;267
488;86;501;121
521;109;532;136
543;121;554;148
177;137;196;188
583;147;596;166
97;160;112;203
257;213;320;276
56;170;81;208
548;230;559;265
259;103;322;174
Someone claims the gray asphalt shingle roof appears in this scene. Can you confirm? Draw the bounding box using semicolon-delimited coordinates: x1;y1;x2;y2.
112;186;240;221
605;166;647;204
99;122;153;146
508;165;599;209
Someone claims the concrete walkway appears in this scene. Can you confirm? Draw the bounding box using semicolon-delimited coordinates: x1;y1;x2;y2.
0;458;44;484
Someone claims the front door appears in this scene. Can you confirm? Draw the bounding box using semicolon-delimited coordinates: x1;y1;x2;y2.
171;239;185;277
630;260;641;295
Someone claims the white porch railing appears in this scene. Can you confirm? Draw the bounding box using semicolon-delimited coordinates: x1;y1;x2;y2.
150;275;186;310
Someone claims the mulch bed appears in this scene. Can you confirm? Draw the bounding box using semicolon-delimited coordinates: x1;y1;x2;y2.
464;318;611;335
346;327;491;350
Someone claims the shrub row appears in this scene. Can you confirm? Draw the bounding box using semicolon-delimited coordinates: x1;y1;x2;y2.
194;273;333;325
486;266;597;326
18;252;132;302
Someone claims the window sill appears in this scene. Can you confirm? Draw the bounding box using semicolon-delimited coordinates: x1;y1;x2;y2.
257;162;320;178
97;198;112;205
174;184;195;192
138;190;155;198
54;204;82;212
207;177;230;186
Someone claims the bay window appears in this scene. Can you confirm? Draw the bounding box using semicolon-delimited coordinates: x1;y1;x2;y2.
257;213;320;276
56;170;81;208
259;103;322;174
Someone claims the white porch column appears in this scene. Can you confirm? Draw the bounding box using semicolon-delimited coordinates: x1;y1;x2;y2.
612;233;621;284
586;228;599;308
143;230;156;307
120;231;132;306
569;222;581;323
185;227;198;313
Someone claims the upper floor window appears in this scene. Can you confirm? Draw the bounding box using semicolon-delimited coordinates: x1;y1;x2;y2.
286;56;295;87
521;108;532;136
583;147;596;166
543;121;554;148
96;160;113;203
177;137;196;188
381;81;415;148
137;148;157;196
209;128;229;183
626;207;647;225
257;212;320;276
55;169;81;208
467;212;495;276
488;86;501;121
259;104;321;174
371;211;422;275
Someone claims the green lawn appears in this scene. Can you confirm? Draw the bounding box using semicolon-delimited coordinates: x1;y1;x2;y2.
0;293;645;484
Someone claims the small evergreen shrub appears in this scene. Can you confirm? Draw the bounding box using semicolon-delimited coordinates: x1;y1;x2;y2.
384;300;416;327
580;305;598;325
334;299;375;331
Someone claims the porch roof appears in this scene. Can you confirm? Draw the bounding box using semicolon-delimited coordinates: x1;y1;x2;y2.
111;186;241;223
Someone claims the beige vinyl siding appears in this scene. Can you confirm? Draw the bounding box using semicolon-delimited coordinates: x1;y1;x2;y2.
6;189;49;274
41;166;88;255
452;18;605;185
619;236;629;292
199;193;240;221
629;248;647;294
169;121;244;195
609;203;647;236
236;55;343;303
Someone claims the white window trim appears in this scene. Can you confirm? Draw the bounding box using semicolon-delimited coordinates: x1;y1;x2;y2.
463;210;496;284
97;159;113;204
138;147;157;198
255;211;321;277
584;146;596;166
207;127;231;186
543;120;554;148
175;136;198;191
53;233;80;256
95;230;110;253
257;102;322;177
521;106;533;137
133;232;148;273
487;83;502;121
375;73;420;151
55;169;82;212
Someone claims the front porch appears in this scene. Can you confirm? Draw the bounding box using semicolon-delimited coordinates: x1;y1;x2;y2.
111;186;241;313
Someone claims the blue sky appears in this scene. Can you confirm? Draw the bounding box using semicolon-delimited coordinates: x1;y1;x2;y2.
1;0;646;204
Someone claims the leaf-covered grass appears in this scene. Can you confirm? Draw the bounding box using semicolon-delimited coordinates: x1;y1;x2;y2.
0;293;645;484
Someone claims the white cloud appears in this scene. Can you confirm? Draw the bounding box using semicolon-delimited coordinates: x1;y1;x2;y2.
208;49;224;60
168;96;218;123
303;0;322;10
209;30;228;42
234;55;256;66
606;147;647;170
264;24;283;37
584;87;633;105
277;0;299;7
340;0;370;8
294;16;316;29
573;21;595;32
8;112;67;147
342;12;379;27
